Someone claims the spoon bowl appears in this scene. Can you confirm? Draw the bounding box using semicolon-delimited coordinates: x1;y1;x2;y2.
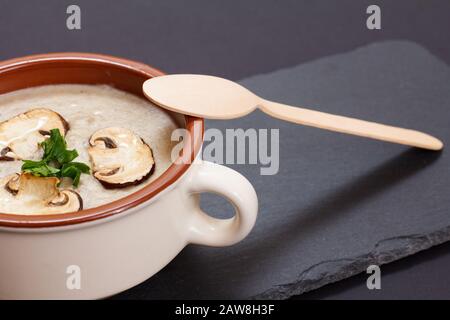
144;74;259;119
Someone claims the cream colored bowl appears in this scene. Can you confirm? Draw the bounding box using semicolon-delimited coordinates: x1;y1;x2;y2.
0;53;258;299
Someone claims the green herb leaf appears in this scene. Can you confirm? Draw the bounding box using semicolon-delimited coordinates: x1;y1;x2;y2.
60;165;81;187
21;159;45;170
22;160;60;176
21;128;90;186
56;149;78;165
60;162;91;187
63;162;90;173
41;129;78;165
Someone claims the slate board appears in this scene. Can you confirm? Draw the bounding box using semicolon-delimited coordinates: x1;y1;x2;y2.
113;41;450;299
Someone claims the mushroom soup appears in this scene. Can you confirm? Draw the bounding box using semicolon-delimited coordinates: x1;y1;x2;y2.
0;84;179;214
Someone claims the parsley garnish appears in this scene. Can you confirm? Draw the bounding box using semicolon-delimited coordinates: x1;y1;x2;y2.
21;129;90;187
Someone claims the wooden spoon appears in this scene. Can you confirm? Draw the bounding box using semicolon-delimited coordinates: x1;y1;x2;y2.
143;74;443;150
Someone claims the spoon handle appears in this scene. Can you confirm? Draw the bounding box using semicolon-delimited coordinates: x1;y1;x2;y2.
259;99;443;150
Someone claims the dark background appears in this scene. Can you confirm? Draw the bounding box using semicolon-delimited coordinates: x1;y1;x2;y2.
1;0;449;299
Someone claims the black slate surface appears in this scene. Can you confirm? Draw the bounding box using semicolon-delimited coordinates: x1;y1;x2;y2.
113;41;450;299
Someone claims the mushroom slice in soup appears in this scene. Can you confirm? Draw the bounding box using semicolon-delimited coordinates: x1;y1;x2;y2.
0;108;70;161
0;173;82;215
88;127;155;189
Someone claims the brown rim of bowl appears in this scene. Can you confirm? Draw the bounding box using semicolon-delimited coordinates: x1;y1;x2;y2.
0;52;204;228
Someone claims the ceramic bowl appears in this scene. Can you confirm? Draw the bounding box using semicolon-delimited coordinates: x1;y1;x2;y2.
0;53;258;299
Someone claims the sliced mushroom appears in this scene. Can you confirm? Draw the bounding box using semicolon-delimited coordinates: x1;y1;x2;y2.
88;127;155;188
0;173;82;215
5;173;20;195
0;108;70;161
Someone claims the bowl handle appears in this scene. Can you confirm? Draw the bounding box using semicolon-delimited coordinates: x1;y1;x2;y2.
183;161;258;246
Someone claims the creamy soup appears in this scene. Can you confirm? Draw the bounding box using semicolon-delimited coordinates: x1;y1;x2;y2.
0;84;179;211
